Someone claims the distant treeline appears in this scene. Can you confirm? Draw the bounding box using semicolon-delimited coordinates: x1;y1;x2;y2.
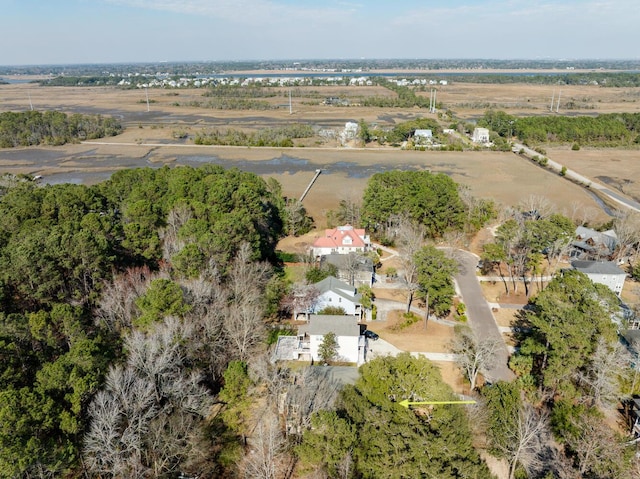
0;111;122;148
5;58;640;77
194;123;314;147
203;84;279;98
442;72;640;87
185;98;275;110
39;76;124;87
362;80;433;108
480;110;640;145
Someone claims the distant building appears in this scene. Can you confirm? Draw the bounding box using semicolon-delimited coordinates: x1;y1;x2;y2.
311;225;370;258
472;127;490;143
413;129;433;145
321;253;375;287
343;122;359;139
571;260;627;296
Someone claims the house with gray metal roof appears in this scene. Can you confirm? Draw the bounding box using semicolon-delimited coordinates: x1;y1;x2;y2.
272;315;366;365
571;260;627;296
312;276;364;318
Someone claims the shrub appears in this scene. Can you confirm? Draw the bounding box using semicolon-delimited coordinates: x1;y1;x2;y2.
571;143;581;150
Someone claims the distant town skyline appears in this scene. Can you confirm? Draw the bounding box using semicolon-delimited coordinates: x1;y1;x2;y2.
2;0;638;66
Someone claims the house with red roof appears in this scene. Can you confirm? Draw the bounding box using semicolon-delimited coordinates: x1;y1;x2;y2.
311;225;371;258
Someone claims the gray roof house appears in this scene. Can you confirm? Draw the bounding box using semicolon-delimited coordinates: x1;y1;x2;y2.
571;226;618;261
571;260;627;296
320;253;375;287
312;276;364;318
273;315;366;365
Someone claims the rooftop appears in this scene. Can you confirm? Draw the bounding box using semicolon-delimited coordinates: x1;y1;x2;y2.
571;260;626;275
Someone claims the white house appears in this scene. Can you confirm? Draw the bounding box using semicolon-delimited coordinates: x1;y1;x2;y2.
311;225;370;258
571;260;627;296
299;315;365;364
413;129;433;145
312;275;364;317
272;315;366;365
472;127;490;143
343;122;359;140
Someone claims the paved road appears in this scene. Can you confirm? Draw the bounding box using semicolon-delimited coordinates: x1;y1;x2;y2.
371;246;515;382
454;250;515;382
513;142;640;213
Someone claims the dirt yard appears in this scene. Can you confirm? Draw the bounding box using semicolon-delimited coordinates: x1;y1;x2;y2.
367;309;456;353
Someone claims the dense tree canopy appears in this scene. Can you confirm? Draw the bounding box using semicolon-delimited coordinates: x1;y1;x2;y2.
298;354;493;478
0;110;122;147
362;170;467;239
0;165;288;476
511;270;619;398
479;110;640;146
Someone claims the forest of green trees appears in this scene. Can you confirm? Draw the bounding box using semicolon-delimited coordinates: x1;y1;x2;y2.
0;111;122;147
479;109;640;146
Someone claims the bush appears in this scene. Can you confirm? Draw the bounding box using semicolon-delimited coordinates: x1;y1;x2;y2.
571;143;581;150
394;312;420;330
560;165;567;176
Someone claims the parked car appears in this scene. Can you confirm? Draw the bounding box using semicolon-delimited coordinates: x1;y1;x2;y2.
364;330;379;341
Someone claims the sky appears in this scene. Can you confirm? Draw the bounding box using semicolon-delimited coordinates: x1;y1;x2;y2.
1;0;638;65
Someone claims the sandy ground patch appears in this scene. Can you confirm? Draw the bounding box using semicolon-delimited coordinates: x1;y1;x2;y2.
367;309;456;354
492;308;519;328
546;146;640;204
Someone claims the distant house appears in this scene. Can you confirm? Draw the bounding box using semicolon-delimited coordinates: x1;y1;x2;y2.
413;129;433;145
472;127;490;143
321;253;375;287
312;275;364;317
311;225;370;258
571;260;627;296
343;122;359;140
571;226;618;261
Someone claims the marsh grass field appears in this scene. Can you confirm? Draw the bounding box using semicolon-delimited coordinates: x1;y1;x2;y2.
2;77;639;224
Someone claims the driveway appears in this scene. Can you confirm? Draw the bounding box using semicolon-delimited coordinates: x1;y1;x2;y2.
454;250;515;382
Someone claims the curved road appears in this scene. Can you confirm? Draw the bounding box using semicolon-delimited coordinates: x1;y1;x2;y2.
513;143;640;213
373;245;515;383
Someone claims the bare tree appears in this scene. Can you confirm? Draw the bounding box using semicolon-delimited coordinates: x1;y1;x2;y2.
84;318;214;478
281;367;342;437
576;337;632;408
501;405;549;479
518;194;555;220
449;327;501;391
394;214;427;312
280;282;320;320
613;210;640;262
242;412;288;479
96;265;156;332
223;243;273;361
160;204;192;261
564;412;631;478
